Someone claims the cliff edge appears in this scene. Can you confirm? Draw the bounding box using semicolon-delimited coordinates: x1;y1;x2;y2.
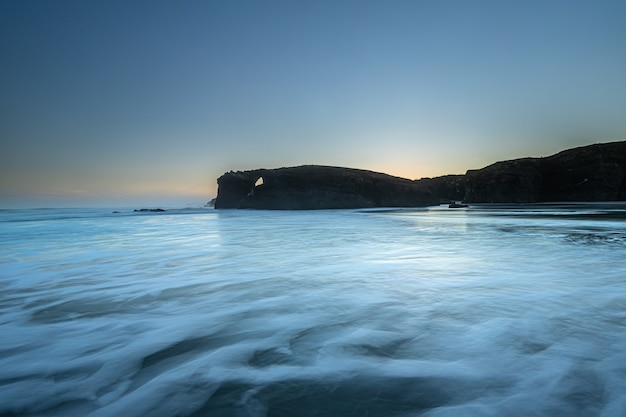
464;141;626;203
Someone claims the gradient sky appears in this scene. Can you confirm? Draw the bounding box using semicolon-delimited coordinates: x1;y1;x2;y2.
2;0;626;207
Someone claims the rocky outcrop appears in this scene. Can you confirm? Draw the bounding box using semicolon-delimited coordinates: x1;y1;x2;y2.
464;141;626;203
215;165;440;209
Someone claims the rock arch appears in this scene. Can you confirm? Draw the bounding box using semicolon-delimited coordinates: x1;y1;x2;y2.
248;176;264;196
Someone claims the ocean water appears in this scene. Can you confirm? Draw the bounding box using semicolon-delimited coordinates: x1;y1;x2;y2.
1;204;626;417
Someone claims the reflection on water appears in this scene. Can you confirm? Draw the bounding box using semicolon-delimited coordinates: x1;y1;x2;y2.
1;204;626;416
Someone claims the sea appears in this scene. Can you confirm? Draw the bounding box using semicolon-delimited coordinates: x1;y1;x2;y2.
1;203;626;417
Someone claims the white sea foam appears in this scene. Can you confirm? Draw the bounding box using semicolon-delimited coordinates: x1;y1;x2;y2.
1;205;626;416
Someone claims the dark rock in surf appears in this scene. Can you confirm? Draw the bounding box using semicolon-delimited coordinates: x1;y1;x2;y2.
134;208;166;212
214;165;440;209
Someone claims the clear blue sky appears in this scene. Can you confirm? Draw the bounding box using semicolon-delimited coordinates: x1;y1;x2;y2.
2;0;625;207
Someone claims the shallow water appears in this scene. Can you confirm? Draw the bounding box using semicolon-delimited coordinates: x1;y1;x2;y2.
1;204;626;416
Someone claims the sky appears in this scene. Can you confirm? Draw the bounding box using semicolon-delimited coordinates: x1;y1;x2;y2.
1;0;626;208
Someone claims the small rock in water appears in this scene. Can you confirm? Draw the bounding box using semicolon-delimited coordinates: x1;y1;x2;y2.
133;208;165;212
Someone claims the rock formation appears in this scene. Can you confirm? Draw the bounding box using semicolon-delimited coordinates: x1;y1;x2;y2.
215;165;440;209
464;141;626;203
213;141;626;209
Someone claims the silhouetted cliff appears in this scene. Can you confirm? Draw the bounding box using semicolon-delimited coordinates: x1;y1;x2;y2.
464;141;626;203
215;165;439;209
214;141;626;209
